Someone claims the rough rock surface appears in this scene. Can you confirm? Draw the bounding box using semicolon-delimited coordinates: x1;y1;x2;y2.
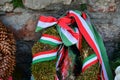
0;0;120;59
80;0;116;12
0;0;12;5
22;0;72;10
0;11;33;30
0;10;41;40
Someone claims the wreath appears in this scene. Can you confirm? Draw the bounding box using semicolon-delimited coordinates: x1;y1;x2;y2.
32;10;113;80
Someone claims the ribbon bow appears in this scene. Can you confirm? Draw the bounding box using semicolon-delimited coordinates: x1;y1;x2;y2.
36;15;80;47
33;14;82;79
33;10;113;80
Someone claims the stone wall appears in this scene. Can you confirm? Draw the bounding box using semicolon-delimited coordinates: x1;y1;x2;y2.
85;0;120;59
0;0;120;59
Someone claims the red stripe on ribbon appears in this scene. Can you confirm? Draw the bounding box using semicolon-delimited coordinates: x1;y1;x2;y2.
39;16;57;22
33;48;58;58
102;70;105;80
58;17;79;40
56;46;65;67
42;34;62;41
39;16;79;41
77;31;82;50
82;59;98;72
61;49;70;79
82;12;87;20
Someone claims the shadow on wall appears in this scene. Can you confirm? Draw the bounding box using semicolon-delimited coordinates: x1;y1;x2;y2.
13;40;34;80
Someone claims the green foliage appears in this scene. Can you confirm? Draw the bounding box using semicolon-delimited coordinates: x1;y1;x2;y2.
110;43;120;71
12;0;24;8
80;4;87;11
111;59;120;70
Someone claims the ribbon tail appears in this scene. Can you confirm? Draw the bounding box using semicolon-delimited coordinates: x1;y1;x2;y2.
69;45;82;76
36;16;57;32
68;10;113;80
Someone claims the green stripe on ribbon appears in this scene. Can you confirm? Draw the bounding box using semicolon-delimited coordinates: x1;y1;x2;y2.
91;24;113;80
68;10;113;80
32;56;56;64
84;16;113;79
83;14;113;79
39;39;60;46
56;25;73;46
83;54;96;64
35;26;43;32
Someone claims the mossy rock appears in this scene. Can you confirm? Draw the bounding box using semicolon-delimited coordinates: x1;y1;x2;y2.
12;0;24;8
77;63;99;80
32;59;56;80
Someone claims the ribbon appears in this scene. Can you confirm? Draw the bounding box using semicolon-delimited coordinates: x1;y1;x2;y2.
33;48;58;64
36;16;57;32
33;10;113;80
74;27;82;50
68;10;113;80
39;34;62;46
82;54;98;72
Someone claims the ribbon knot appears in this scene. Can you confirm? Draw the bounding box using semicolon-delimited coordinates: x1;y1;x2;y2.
58;17;72;25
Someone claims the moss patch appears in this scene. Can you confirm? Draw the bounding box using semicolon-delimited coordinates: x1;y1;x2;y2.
76;39;99;80
32;27;59;80
12;0;24;8
77;63;99;80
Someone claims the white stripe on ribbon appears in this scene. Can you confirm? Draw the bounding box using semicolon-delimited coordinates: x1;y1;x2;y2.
69;11;101;62
56;46;64;68
55;75;59;80
40;37;62;44
74;27;81;49
33;52;57;61
37;21;57;28
60;27;78;44
82;55;98;71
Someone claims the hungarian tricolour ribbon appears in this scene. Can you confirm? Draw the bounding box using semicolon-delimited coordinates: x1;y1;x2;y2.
32;10;113;80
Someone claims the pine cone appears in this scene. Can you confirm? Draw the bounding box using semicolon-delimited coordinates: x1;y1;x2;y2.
0;21;16;79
